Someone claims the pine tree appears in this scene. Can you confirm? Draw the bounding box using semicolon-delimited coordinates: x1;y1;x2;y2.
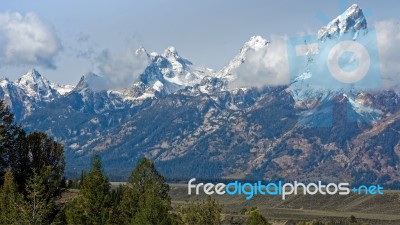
26;132;65;196
79;170;86;189
349;215;358;225
7;129;28;191
118;184;139;224
179;197;222;225
8;131;65;196
0;171;26;224
0;101;21;185
0;100;66;224
119;158;172;225
66;155;114;225
20;169;56;225
246;208;271;225
133;189;172;225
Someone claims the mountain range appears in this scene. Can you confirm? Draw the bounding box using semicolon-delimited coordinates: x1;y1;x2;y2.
1;4;400;186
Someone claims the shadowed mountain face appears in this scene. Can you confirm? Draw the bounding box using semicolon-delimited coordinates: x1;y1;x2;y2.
1;5;400;186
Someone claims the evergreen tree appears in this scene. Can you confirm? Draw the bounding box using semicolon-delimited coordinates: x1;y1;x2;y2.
119;158;171;225
0;100;66;224
20;169;57;225
246;208;271;225
8;131;65;196
348;215;363;225
66;155;114;225
0;171;26;224
79;170;86;189
7;129;28;190
28;132;65;196
179;197;222;225
133;189;172;225
0;101;21;185
349;215;357;224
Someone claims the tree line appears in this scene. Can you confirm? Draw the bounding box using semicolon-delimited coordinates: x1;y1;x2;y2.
0;100;270;225
0;100;366;225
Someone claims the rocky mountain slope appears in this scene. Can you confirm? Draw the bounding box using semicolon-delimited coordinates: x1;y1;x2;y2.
1;4;400;186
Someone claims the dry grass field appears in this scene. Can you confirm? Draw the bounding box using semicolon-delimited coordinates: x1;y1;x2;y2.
167;183;400;225
68;182;400;224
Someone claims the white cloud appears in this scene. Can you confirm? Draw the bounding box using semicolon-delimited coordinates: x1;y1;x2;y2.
0;12;62;68
374;20;400;91
230;35;290;89
230;21;400;92
95;48;150;89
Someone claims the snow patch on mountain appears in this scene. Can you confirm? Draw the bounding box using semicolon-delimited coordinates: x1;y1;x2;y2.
345;94;382;123
52;84;75;95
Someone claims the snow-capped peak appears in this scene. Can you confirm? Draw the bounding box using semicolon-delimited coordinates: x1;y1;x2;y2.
162;46;179;58
135;47;149;57
14;69;53;97
243;35;269;52
318;4;367;40
75;72;109;92
14;69;74;97
0;78;10;88
147;46;209;88
159;46;193;67
0;69;66;118
16;69;48;86
218;35;269;79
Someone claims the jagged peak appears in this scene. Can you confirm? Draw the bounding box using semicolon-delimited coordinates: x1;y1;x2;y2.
236;36;269;61
163;46;179;58
0;77;10;82
318;4;367;39
338;4;366;26
20;68;43;80
0;77;10;88
135;47;148;56
28;68;41;77
77;72;102;84
243;35;269;51
15;69;52;88
159;46;192;66
217;35;269;78
75;72;109;91
84;72;103;79
149;52;159;57
346;4;361;15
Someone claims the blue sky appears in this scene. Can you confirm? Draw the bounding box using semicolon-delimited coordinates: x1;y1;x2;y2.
0;0;399;85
